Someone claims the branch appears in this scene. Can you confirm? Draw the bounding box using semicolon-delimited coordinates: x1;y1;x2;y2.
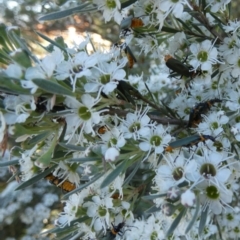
105;108;187;126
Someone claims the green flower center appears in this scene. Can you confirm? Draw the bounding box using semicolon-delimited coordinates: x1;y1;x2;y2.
98;206;107;217
234;227;240;233
211;122;219;129
150;135;162;146
229;40;236;49
71;206;77;212
150;231;158;240
200;163;216;178
238;59;240;68
110;138;117;145
129;122;141;132
226;213;234;221
205;185;219;199
236;116;240;123
211;81;218;90
100;74;111;84
184;107;191;115
106;0;116;9
121;209;127;216
145;4;154;14
197;51;208;62
78;106;91;120
214;141;223;151
172;167;183;181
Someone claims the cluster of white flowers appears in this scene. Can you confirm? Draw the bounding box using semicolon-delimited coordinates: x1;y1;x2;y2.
2;0;240;239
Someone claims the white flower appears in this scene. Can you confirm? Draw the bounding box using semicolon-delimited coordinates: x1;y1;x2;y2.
186;148;232;190
169;92;194;120
168;32;187;55
104;147;119;162
154;150;193;192
231;123;240;141
181;189;196;207
4;63;22;78
147;73;171;92
197;110;229;136
119;106;151;140
219;34;240;62
3;95;36;124
100;127;126;151
139;124;171;160
206;0;230;13
19;145;38;181
157;0;192;19
140;214;165;240
189;40;222;71
197;181;232;214
135;36;162;58
56;51;97;92
123;218;145;240
83;195;113;232
226;87;240;111
222;19;240;33
53;161;80;187
93;0;122;24
22;67;44;93
76;222;97;240
219;208;240;229
84;59;127;95
64;94;104;143
0;111;6;143
56;193;83;227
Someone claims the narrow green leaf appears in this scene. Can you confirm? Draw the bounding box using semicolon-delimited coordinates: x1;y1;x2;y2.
100;160;127;189
36;134;58;167
68;156;100;162
7;171;20;183
15;165;56;190
144;83;156;105
38;3;95;21
144;205;161;215
185;195;200;234
198;206;209;236
41;216;88;235
211;69;219;79
166;207;187;237
189;22;205;35
142;193;167;200
0;159;19;167
8;31;39;63
161;100;179;118
24;131;52;148
162;26;180;34
53;122;67;158
35;31;67;53
133;26;158;34
123;160;141;186
121;0;138;9
58;142;86;151
176;18;192;32
0;75;30;95
32;79;74;96
13;123;48;137
6;27;21;49
62;172;103;199
0;24;14;51
168;135;201;148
